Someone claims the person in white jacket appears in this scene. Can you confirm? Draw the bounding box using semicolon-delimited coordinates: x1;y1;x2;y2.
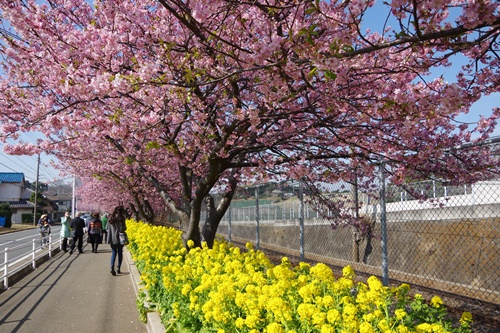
60;212;71;252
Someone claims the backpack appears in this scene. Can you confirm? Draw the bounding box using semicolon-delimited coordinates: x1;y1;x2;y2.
89;220;102;234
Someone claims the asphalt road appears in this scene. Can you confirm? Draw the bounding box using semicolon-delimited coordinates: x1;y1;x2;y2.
0;241;147;333
1;227;60;267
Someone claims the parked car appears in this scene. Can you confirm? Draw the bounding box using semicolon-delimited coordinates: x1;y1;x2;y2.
81;214;91;225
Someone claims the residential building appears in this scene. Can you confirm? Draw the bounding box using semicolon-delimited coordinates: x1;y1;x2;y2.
0;172;35;224
45;184;73;222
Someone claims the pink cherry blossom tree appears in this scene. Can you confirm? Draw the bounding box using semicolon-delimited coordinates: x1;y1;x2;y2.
0;0;498;248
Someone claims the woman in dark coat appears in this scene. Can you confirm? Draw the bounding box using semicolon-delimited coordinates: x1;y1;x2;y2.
107;206;127;275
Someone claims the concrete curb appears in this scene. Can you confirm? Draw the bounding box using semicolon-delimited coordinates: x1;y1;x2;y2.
125;247;165;333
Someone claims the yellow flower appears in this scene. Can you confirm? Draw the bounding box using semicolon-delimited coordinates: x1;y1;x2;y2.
430;296;443;308
367;276;383;291
360;321;375;333
321;295;334;308
327;309;341;324
312;312;326;326
171;302;180;318
320;324;334;333
265;322;284;333
311;263;334;281
416;323;432;333
343;265;355;279
343;303;357;317
397;325;410;333
395;308;407;320
377;319;390;332
181;283;192;296
460;312;473;326
235;318;245;328
245;314;260;329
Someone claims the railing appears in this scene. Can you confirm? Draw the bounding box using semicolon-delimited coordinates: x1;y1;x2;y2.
1;234;62;290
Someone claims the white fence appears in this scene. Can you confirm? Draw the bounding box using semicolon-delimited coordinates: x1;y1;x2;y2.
1;234;61;290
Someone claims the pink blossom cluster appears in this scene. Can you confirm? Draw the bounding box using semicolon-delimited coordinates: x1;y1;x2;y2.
0;0;498;241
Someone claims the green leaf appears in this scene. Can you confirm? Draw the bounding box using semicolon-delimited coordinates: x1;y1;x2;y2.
324;70;337;81
146;141;161;151
307;67;318;80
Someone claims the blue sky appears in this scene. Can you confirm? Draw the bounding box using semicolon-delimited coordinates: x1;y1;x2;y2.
362;2;499;132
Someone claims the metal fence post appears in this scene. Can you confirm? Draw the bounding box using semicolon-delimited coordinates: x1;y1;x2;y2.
228;205;232;244
48;234;52;258
379;161;389;286
299;180;305;262
4;247;8;289
255;187;260;250
32;239;36;270
352;175;361;262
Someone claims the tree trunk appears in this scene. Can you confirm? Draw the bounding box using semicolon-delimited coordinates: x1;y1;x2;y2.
201;175;237;248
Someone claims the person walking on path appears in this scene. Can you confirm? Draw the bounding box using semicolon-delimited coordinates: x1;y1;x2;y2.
107;206;127;276
88;212;103;253
101;213;108;244
60;211;71;252
37;214;51;247
70;212;86;254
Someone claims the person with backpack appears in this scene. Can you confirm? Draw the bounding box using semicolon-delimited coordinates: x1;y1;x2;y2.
88;212;103;253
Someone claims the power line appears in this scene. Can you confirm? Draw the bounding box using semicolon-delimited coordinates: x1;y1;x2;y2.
0;150;37;171
0;136;60;182
0;153;38;179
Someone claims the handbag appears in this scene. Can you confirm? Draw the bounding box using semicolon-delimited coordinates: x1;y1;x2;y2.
119;232;129;245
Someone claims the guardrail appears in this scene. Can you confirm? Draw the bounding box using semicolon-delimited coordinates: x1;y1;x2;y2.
1;234;62;290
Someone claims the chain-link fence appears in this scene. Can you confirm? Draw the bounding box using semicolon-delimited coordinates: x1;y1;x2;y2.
214;174;500;306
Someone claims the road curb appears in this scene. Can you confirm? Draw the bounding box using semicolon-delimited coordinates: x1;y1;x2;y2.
125;247;165;333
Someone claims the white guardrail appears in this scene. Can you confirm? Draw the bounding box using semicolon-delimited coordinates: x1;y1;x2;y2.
1;234;62;290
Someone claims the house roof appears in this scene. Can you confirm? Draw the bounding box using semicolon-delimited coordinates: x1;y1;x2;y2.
0;172;25;183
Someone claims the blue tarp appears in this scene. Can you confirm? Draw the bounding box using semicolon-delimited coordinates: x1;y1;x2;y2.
0;216;6;227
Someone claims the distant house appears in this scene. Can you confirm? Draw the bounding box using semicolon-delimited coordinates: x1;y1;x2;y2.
0;172;34;224
45;185;73;222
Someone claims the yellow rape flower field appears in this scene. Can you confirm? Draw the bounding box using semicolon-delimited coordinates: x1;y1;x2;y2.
126;220;473;333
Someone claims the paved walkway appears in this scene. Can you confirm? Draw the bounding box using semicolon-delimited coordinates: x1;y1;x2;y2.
0;242;148;333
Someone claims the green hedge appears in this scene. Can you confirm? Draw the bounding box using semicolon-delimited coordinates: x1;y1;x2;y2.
21;213;35;224
0;203;13;228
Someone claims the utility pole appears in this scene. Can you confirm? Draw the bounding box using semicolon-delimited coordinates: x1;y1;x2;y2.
33;153;40;226
72;175;76;217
